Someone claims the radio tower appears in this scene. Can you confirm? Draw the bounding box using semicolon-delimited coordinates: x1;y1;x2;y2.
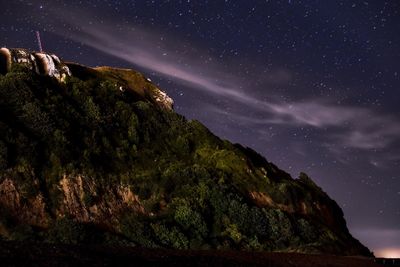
36;31;43;52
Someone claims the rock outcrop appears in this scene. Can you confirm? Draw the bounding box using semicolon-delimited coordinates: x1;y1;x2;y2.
0;178;48;227
0;48;71;82
92;66;174;110
56;175;145;226
0;174;144;232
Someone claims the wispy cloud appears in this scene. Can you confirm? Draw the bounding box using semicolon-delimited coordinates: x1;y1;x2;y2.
270;101;400;149
52;13;255;105
49;9;400;151
211;100;400;150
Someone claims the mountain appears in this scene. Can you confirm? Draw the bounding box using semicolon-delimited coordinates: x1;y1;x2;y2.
0;48;371;256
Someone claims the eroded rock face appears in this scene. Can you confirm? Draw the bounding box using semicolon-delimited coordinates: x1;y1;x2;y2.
0;48;71;82
0;178;48;227
153;88;174;110
0;175;145;231
57;175;145;227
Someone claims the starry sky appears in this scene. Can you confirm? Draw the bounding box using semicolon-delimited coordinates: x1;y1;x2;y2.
1;0;400;257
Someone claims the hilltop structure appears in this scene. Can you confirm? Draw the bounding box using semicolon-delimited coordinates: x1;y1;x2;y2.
0;48;173;110
0;47;71;82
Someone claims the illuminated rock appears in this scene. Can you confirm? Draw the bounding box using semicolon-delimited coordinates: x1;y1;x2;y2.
0;47;71;82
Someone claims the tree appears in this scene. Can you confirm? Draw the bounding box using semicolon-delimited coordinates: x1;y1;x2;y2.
0;140;7;170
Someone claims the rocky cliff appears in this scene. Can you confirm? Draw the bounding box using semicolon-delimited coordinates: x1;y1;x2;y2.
0;48;370;256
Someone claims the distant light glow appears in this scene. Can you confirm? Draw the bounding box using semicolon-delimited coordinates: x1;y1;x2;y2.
375;248;400;258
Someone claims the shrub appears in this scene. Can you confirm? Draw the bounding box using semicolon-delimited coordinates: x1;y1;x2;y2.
46;217;88;244
223;223;242;244
10;224;36;241
0;140;7;170
264;209;294;244
173;202;207;239
297;218;317;242
151;223;189;249
120;214;157;247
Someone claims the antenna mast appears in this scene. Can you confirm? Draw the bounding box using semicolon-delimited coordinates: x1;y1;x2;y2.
36;31;43;52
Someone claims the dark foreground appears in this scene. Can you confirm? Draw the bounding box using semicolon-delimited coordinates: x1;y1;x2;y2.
0;241;382;267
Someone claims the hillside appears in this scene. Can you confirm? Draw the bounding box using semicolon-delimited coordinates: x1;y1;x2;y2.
0;48;371;256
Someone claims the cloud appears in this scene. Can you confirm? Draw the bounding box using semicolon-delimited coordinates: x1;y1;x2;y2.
277;102;400;149
49;9;400;151
50;12;255;105
212;100;400;150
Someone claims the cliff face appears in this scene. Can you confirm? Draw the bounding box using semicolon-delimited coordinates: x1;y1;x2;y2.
0;49;370;256
0;174;143;230
56;175;145;226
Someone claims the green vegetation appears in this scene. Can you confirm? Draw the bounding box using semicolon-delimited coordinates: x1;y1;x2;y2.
0;65;371;256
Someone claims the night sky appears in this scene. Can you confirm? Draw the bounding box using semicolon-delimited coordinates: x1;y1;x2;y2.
2;0;400;257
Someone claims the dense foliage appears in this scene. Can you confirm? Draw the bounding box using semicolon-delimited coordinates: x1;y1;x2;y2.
0;66;371;255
